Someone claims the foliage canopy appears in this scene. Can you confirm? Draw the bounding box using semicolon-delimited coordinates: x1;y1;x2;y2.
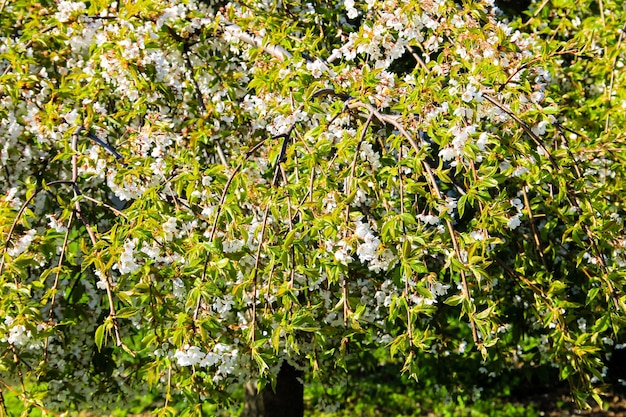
0;0;625;414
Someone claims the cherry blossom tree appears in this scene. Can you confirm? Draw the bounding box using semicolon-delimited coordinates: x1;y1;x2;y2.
1;0;625;415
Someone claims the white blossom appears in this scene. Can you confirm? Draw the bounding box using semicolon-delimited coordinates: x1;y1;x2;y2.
172;278;186;299
113;240;140;275
163;217;178;241
7;324;31;348
174;345;206;367
55;1;86;23
306;60;326;78
507;214;522;230
7;230;36;257
47;214;68;233
531;120;548;136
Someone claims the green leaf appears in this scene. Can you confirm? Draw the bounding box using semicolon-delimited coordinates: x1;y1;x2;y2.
444;294;465;307
94;323;106;352
116;307;142;319
282;229;298;250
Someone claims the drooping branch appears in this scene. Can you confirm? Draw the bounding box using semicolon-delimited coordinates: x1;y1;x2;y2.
0;180;73;280
347;100;479;342
482;93;558;168
484;93;621;311
47;211;74;324
71;128;126;349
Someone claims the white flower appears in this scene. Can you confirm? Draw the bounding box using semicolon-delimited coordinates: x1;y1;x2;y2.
47;214;68;233
163;217;178;241
4;187;21;209
356;236;380;263
354;220;374;240
306;60;326;78
213;295;234;316
430;281;450;297
347;7;359;19
507;214;521;230
531;91;545;103
95;269;108;290
368;248;396;272
512;166;529;177
323;193;337;213
510;198;524;211
62;109;80;124
172;278;185;299
7;230;36;257
462;84;482;103
417;214;440;225
477;132;488;150
223;239;244;253
174;345;206;367
353;220;380;263
141;242;161;260
7;324;31;348
531;120;548;136
359;142;381;170
55;1;86;23
327;239;352;264
352;189;368;206
114;240;140;274
438;147;457;162
470;230;488;241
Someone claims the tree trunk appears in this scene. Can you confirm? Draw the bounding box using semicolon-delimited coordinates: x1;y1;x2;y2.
243;363;304;417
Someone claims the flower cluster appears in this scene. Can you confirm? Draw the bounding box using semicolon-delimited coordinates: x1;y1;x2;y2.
7;230;36;258
173;343;240;382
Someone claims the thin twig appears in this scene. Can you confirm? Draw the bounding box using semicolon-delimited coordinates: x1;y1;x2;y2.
0;180;74;278
487;95;621;311
522;187;548;271
279;165;297;288
0;380;60;417
80;194;127;218
406;45;429;72
87;132;124;161
398;146;414;348
208;138;268;242
345;111;374;223
0;386;7;417
482;93;558;169
48;211;74;323
340;111;374;326
180;37;228;166
195;138;269;322
250;203;272;343
605;26;624;134
71;128;125;349
598;0;605;26
526;0;550;22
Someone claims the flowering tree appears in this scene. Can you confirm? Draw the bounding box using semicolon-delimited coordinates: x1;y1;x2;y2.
1;0;625;415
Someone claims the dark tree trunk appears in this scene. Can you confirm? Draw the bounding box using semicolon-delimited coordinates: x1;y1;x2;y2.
243;363;304;417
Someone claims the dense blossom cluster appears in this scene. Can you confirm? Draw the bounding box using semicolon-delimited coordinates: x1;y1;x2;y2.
0;0;624;413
